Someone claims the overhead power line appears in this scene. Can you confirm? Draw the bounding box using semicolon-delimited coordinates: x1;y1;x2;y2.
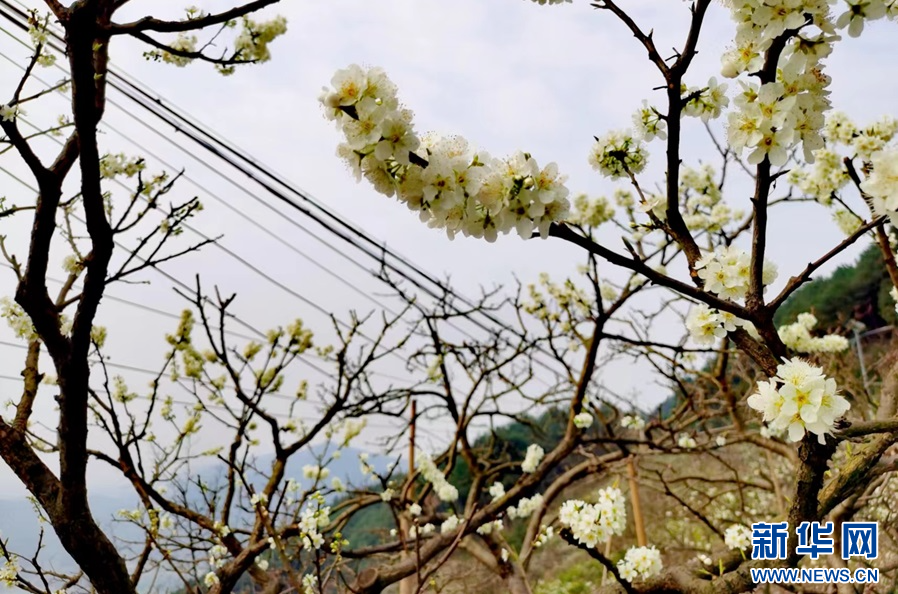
0;3;570;386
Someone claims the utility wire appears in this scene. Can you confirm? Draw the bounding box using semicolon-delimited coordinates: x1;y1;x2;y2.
0;161;338;383
4;106;410;370
0;372;405;432
0;1;570;384
0;3;497;358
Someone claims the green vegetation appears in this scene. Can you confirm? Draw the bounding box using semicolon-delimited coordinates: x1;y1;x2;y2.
341;406;610;551
533;561;604;594
774;243;896;330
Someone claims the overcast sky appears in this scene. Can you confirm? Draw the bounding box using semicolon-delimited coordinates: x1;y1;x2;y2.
0;0;895;505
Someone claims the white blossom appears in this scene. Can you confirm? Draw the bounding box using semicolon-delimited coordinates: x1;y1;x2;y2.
489;482;506;501
616;546;663;582
0;104;22;122
303;464;330;482
416;449;459;502
508;494;544;520
861;149;898;223
558;487;627;549
320;65;571;242
620;415;646;430
747;358;849;443
677;434;697;449
440;515;460;534
724;524;753;550
588;129;648;179
778;313;850;354
573;412;594;429
521;444;544;473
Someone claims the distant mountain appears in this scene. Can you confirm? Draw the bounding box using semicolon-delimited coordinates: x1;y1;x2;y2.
774;242;895;330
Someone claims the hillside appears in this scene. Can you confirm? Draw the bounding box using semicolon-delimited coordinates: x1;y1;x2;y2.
773;242;896;330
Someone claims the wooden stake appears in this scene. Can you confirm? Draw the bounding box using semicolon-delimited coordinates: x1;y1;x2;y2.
626;456;647;547
399;400;417;594
409;400;417;476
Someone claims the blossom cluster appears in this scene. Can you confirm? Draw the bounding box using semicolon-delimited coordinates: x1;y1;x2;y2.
834;0;898;37
417;449;459;502
508;493;544;520
685;244;778;345
441;514;460;534
789;112;897;221
632;100;666;141
827;112;898;159
722;0;836;164
0;557;18;587
620;415;646;430
408;522;436;539
747;358;850;443
558;487;627;548
778;312;849;353
568;193;615;228
724;524;753;550
302;464;330;482
298;494;330;550
861;149;898;225
477;519;504;535
522;273;593;325
489;482;505;501
534;524;555;548
321;65;572;241
1;297;37;341
831;208;863;235
146;12;287;72
787;111;898;237
208;543;229;570
204;570;219;587
100;153;145;179
588;129;648;180
682;77;730;123
685;304;749;346
677;434;697;449
302;573;317;594
27;17;56;67
573;412;594;429
616;545;663;583
696;245;778;301
232;16;288;64
679;164;744;233
521;443;545;473
0;104;22;122
788;147;849;205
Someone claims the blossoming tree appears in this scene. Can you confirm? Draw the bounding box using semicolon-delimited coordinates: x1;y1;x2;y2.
0;6;724;593
316;0;898;591
5;0;898;593
0;2;292;593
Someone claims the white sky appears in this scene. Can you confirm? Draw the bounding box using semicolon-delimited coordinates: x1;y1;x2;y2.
0;0;894;506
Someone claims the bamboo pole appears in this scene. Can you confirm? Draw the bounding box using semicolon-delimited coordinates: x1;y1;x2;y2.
399;401;417;594
626;456;647;547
